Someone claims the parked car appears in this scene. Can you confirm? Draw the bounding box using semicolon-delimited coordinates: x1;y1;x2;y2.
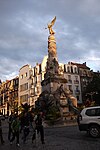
77;106;100;138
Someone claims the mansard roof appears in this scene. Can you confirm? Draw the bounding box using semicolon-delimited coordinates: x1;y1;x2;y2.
70;62;90;70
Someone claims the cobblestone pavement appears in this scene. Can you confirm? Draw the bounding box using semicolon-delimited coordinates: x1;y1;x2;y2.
0;119;100;150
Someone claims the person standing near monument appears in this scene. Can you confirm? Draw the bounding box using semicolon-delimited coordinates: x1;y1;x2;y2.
0;113;5;144
35;112;45;144
10;114;20;147
8;112;14;141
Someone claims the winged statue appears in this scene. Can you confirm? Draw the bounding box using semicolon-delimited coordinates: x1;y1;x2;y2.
47;16;56;35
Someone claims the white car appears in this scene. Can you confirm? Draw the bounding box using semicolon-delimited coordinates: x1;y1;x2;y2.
77;106;100;138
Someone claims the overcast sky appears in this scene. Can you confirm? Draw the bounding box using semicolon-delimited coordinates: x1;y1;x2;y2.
0;0;100;81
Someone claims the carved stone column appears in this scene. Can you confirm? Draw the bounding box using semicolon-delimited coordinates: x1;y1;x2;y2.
46;34;59;75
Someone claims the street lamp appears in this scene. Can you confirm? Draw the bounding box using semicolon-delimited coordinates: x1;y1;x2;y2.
86;92;97;101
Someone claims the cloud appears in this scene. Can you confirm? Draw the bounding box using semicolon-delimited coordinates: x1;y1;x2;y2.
0;0;100;81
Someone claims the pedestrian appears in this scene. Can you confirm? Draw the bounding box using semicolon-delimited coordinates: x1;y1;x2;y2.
35;112;45;144
31;113;36;143
32;127;36;144
8;112;14;141
0;114;5;145
19;113;24;133
21;112;30;143
10;114;20;147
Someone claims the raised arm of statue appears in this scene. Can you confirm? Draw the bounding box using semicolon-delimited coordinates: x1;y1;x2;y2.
48;16;56;35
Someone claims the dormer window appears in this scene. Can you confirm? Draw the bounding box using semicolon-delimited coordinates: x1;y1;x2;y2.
21;75;23;79
71;66;73;73
74;67;77;73
25;72;27;77
67;66;70;72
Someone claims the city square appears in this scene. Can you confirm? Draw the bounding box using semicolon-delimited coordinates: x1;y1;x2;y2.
0;1;100;150
1;119;100;150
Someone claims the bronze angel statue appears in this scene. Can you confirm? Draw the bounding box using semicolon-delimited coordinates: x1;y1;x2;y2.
47;16;56;35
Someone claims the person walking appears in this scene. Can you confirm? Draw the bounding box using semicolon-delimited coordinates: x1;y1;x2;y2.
8;112;14;141
35;112;45;144
0;116;5;145
10;114;20;147
21;112;30;143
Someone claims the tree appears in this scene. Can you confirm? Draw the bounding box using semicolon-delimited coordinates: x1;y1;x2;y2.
84;73;100;105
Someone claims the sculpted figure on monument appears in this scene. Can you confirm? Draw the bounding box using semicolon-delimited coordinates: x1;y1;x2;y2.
47;16;56;35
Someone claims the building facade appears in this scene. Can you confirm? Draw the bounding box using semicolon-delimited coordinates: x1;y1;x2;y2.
18;56;48;108
0;58;94;115
63;62;82;104
19;64;34;107
70;62;93;102
0;77;19;115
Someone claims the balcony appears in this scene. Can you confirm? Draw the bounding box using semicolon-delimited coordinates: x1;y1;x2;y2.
74;80;79;84
75;90;80;94
68;79;72;84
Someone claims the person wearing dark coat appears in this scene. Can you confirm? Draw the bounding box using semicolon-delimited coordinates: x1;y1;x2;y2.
35;112;45;144
0;115;5;144
8;113;14;141
10;114;20;147
21;112;30;143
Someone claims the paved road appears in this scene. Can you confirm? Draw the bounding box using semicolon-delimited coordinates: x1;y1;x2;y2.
0;119;100;150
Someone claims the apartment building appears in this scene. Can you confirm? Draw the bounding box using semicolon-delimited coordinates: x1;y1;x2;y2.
70;62;93;101
19;64;33;107
63;62;82;103
0;56;93;115
0;76;19;115
18;56;48;108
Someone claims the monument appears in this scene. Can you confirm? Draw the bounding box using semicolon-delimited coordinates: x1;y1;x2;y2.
42;17;67;92
36;17;78;119
41;17;69;117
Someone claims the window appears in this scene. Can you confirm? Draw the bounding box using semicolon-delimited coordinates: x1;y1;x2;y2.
30;88;35;95
96;109;100;116
39;64;41;73
86;108;100;116
86;109;96;116
74;67;77;73
35;77;37;84
35;68;37;75
21;75;23;79
37;87;39;93
16;79;18;84
25;72;27;77
20;83;28;92
20;94;28;103
34;67;36;76
83;70;87;76
71;66;73;73
68;75;71;80
64;65;66;72
13;80;16;85
75;76;78;81
67;66;70;72
76;86;79;91
68;75;72;83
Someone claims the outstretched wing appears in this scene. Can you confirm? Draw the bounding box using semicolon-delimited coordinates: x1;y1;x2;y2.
51;16;56;26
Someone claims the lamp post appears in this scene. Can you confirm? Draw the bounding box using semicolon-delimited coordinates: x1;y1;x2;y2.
90;92;94;100
86;91;98;102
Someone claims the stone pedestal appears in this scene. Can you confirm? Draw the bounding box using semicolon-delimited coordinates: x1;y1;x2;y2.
41;33;69;118
41;74;67;93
